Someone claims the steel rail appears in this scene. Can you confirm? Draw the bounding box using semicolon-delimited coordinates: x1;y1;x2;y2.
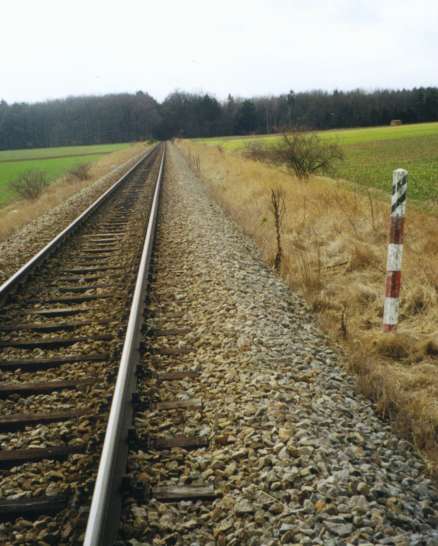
83;144;166;546
0;145;158;307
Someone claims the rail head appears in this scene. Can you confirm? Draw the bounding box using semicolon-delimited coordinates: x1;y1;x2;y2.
83;145;166;546
0;145;158;307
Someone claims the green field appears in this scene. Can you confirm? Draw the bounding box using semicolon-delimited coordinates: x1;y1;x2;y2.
195;122;438;202
0;143;130;206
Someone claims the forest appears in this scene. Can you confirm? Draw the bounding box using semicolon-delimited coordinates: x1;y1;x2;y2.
1;87;438;149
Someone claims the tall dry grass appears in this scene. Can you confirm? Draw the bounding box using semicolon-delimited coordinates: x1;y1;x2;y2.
0;143;147;242
177;140;438;472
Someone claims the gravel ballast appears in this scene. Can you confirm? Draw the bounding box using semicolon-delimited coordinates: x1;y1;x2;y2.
120;144;438;545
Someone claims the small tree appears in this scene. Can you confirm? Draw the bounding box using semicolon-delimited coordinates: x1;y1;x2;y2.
10;170;49;200
245;131;344;179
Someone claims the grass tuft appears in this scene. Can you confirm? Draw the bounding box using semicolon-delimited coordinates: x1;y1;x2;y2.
373;333;413;359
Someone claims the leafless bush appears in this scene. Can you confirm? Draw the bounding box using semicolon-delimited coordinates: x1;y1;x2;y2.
244;131;344;179
9;170;49;200
69;163;91;181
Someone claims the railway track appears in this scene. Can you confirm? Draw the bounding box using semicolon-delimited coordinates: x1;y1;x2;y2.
0;144;165;544
113;201;220;546
2;142;438;545
81;149;221;545
0;143;218;545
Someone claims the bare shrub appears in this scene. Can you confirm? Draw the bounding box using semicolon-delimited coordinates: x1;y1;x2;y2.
69;163;91;181
244;131;344;179
9;170;49;200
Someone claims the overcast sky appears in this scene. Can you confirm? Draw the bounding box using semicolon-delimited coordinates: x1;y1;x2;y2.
1;0;437;104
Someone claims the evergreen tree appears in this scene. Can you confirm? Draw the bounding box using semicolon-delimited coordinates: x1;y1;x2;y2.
234;100;258;134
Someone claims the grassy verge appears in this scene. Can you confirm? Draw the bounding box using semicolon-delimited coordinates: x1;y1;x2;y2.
0;143;131;206
0;143;130;162
195;122;438;203
0;143;147;241
178;139;438;473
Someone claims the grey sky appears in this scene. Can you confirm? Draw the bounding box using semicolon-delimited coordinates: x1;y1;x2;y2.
1;0;437;104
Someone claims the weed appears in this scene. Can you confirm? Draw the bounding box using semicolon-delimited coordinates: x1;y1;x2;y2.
270;189;285;271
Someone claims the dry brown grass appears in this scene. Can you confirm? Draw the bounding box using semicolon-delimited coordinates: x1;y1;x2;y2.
0;144;147;242
177;139;438;473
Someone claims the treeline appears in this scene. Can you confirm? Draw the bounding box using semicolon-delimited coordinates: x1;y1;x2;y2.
0;92;160;149
1;87;438;149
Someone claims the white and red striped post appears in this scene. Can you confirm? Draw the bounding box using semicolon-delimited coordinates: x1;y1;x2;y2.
383;168;408;332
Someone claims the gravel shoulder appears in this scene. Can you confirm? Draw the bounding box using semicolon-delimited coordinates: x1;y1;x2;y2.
122;144;438;545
